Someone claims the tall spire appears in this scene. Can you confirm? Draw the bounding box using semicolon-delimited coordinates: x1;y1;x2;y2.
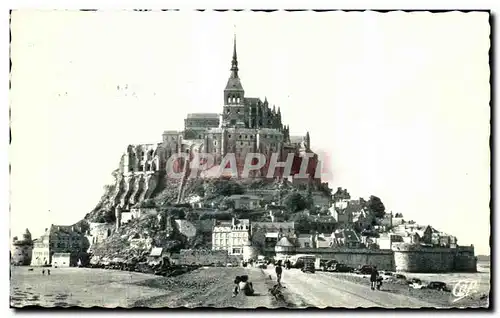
224;33;243;92
230;33;239;78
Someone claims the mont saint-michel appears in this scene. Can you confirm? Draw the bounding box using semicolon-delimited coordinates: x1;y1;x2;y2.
11;34;489;309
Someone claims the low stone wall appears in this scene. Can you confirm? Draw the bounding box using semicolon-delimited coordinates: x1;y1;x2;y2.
179;249;230;266
293;247;395;271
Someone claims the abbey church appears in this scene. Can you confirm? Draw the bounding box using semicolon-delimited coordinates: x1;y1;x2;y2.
116;36;322;208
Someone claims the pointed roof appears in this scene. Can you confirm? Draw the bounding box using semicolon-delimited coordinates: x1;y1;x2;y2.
225;34;244;91
276;236;294;247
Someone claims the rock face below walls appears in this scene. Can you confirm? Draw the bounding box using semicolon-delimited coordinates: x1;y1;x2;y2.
86;171;165;223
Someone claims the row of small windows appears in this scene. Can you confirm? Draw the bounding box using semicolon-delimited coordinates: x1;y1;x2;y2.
226;108;243;114
228;97;241;103
227;134;281;140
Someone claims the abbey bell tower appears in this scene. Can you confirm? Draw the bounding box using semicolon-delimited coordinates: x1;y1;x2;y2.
222;35;246;128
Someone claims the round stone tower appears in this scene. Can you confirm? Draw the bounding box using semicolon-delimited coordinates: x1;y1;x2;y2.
242;238;258;262
275;236;295;259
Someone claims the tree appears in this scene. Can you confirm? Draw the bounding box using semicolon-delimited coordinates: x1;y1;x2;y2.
283;193;308;212
366;195;386;218
212;180;244;197
333;187;351;202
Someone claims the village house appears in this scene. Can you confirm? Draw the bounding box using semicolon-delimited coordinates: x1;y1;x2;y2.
228;194;261;210
250;221;296;251
352;208;373;230
437;234;458;248
130;207;158;219
330;229;362;248
380;212;405;229
315;233;332;248
311;191;331;208
377;233;405;250
52;252;78;267
360;235;378;249
120;211;134;224
147;247;171;267
212;218;250;255
296;233;315;248
329;199;353;226
31;225;89;266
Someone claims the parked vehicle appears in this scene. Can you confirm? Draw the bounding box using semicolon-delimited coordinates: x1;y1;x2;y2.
427;281;450;292
378;270;394;280
255;260;267;269
289;254;316;268
301;262;316;273
333;263;353;273
408;279;426;289
320;260;338;272
356;265;375;275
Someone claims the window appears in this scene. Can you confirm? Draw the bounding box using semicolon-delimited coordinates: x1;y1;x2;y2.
304;242;310;248
214;140;217;145
226;109;230;114
237;97;240;103
240;142;243;146
228;134;232;138
250;135;253;139
228;97;231;103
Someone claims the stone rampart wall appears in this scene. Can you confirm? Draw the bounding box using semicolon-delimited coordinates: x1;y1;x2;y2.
393;244;477;272
294;247;395;271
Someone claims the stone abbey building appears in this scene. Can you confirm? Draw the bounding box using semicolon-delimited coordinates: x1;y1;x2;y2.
115;36;322;208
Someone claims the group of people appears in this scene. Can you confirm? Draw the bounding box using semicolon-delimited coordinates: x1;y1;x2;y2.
233;259;288;298
42;269;51;276
232;275;254;297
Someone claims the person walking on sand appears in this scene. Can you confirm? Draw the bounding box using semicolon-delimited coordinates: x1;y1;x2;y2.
275;262;283;285
370;266;379;290
47;269;51;276
42;269;45;276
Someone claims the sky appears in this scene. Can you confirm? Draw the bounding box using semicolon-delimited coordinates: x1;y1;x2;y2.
9;10;491;255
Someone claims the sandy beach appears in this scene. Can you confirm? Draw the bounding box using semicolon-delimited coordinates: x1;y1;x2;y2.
11;263;490;309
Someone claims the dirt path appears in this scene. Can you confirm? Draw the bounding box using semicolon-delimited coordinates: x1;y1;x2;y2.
134;267;276;308
263;267;434;308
